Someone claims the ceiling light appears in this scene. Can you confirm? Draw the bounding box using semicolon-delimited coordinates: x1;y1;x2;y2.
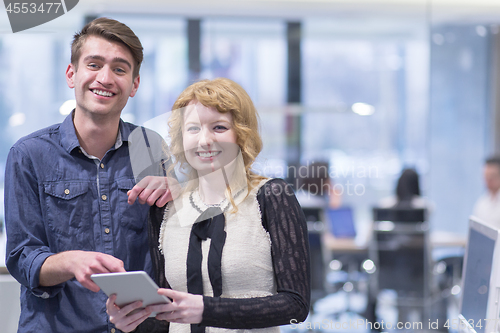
9;113;26;127
59;100;76;116
352;102;375;116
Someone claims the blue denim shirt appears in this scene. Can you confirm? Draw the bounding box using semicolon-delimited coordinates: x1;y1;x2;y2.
5;112;153;333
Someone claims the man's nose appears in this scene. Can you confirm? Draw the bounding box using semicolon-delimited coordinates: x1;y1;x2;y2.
96;66;113;86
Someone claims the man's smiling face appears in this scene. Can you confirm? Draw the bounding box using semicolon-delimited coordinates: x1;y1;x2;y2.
66;35;140;120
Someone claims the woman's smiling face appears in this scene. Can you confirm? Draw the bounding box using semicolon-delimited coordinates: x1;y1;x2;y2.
182;101;239;175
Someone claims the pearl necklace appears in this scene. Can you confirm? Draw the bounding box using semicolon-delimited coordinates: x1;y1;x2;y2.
189;188;246;214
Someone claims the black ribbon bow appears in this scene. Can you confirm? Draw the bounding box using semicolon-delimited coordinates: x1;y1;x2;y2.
187;206;226;333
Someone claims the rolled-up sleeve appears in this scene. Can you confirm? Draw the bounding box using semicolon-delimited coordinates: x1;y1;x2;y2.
5;146;63;298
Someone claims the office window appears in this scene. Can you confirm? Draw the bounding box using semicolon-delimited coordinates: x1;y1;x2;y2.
201;19;288;173
104;15;188;125
0;31;77;173
301;19;429;220
428;24;491;234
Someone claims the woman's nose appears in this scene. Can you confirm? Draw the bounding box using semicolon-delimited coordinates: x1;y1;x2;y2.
199;128;214;148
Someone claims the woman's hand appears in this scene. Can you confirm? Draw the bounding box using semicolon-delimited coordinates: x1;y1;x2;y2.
106;294;151;332
147;289;204;324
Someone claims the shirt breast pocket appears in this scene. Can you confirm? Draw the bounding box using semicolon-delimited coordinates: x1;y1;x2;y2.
117;178;148;231
43;182;92;239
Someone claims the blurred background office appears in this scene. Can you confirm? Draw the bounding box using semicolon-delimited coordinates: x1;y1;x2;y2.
1;0;500;331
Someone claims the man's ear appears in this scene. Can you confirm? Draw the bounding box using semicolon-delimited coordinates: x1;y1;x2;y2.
129;75;140;98
66;63;76;88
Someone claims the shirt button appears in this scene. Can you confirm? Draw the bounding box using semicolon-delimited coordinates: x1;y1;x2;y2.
105;228;110;234
111;329;116;333
64;189;70;195
100;163;104;169
102;194;107;201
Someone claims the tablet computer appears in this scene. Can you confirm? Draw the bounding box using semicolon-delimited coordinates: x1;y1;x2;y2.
91;271;170;316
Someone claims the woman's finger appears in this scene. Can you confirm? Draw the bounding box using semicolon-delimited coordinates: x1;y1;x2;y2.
157;288;181;299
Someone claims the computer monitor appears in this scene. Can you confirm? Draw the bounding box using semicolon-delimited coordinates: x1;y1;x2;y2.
326;207;356;238
459;217;500;333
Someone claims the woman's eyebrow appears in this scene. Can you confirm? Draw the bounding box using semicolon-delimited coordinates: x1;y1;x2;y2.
212;118;231;123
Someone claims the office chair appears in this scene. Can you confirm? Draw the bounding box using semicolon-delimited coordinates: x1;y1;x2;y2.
369;207;431;323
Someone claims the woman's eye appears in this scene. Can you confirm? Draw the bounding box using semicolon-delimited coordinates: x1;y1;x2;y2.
214;125;228;131
187;126;200;132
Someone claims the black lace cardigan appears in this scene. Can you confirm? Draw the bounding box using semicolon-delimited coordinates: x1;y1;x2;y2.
136;178;311;332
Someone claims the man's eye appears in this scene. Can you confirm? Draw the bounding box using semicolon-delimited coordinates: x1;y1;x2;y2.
88;64;99;69
115;68;126;74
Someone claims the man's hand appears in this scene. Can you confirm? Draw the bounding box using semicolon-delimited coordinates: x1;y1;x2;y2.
40;250;126;292
127;176;180;207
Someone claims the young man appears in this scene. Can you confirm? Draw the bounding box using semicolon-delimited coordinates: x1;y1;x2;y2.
473;156;500;229
5;17;170;332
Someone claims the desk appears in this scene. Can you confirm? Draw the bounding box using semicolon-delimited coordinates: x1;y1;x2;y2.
323;230;467;252
0;232;5;267
0;274;20;333
0;232;19;333
322;232;370;253
322;229;467;267
321;222;371;281
0;232;7;274
320;225;373;318
321;226;466;324
430;231;467;248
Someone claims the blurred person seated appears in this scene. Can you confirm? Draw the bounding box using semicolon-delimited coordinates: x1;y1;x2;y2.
379;168;429;209
294;161;342;210
473;156;500;228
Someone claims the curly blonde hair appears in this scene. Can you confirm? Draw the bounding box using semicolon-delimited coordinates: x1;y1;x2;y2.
167;78;266;205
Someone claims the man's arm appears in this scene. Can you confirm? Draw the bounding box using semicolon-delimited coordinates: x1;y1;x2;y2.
39;250;126;292
5;145;55;294
5;146;125;295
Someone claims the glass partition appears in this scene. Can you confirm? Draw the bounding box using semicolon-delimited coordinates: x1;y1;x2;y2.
201;18;288;172
301;16;429;224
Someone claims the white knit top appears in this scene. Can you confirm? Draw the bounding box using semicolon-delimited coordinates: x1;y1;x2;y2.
159;178;280;333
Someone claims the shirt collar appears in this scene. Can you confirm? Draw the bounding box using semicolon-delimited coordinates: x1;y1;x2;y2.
60;109;131;154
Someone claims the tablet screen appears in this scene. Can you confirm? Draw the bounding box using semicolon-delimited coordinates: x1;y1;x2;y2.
91;271;170;315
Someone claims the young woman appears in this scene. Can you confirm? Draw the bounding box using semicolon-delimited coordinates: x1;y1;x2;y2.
107;78;310;333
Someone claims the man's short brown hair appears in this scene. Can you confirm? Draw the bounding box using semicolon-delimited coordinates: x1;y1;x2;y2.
71;17;143;78
486;156;500;172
